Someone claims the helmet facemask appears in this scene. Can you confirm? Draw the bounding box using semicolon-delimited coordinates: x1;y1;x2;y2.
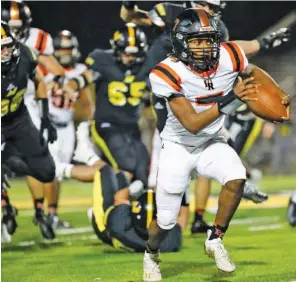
186;32;220;72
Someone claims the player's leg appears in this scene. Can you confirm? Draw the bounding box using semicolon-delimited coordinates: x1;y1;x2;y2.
197;140;246;272
134;132;150;188
92;122;136;184
46;122;76;229
228;118;267;203
191;176;211;234
12;113;56;239
177;189;190;232
287;191;296;227
148;129;162;189
144;140;194;281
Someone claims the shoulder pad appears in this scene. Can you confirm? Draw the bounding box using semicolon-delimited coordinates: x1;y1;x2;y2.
85;49;115;71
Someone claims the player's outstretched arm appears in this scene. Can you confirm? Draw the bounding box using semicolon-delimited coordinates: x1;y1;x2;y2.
38;55;65;77
34;67;47;99
234;27;291;57
120;1;152;26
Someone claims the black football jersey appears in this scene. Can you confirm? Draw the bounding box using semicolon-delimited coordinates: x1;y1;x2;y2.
85;49;151;129
148;2;229;41
1;43;37;125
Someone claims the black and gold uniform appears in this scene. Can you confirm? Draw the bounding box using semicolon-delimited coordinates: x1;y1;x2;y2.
1;22;55;183
225;105;263;158
86;24;151;186
92;186;182;253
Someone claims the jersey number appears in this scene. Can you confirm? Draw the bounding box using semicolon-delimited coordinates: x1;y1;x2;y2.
108;76;146;107
1;87;27;117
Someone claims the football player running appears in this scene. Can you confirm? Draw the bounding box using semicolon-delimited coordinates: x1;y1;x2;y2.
120;0;291;234
1;21;56;240
142;9;289;280
84;23;151;190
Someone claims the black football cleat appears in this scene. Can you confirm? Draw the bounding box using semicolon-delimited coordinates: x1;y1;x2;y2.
191;219;211;234
48;213;71;230
33;209;55;240
2;204;18;235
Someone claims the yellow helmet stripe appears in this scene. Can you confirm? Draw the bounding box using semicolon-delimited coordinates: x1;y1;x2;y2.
146;190;154;228
1;26;7;38
127;25;135;47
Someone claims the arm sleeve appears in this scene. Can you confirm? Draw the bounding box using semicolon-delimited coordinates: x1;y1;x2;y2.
107;205;147;252
84;50;103;82
21;44;38;80
148;3;184;29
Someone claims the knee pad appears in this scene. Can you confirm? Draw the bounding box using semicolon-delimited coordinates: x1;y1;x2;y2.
116;171;130;190
157;208;178;230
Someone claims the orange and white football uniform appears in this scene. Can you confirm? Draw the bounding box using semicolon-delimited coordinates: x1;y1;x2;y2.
149;42;248;230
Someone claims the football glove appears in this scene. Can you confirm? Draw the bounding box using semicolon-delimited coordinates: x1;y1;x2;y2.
38;98;57;145
217;91;244;115
258;27;291;50
122;1;137;10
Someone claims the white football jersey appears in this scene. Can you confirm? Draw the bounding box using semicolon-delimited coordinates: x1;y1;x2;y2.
21;27;54;56
149;42;248;147
46;63;87;124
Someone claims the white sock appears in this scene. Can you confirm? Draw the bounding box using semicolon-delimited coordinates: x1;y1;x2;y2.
64;164;74;178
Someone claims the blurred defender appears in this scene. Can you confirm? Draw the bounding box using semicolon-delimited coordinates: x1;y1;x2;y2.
84;23;152;188
1;21;56;240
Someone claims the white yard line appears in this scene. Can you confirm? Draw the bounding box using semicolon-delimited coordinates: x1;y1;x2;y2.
17;234;98;247
231;216;280;225
55;226;93;235
248;224;284;232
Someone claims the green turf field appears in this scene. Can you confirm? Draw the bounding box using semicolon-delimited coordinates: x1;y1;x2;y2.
2;176;296;282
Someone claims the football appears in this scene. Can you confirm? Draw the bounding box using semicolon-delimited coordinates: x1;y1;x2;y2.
246;67;290;122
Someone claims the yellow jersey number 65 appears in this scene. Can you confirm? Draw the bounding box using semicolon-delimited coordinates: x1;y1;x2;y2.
108;76;146;107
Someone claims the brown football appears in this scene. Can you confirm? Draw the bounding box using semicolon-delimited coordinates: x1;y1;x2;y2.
245;67;290;122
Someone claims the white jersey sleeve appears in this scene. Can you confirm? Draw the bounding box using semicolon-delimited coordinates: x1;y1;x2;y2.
149;61;183;99
220;41;248;73
24;27;54;56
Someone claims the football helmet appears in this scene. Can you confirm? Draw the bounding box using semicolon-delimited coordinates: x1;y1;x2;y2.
110;23;148;66
53;30;81;68
131;190;156;240
1;1;32;41
1;21;20;75
170;8;221;72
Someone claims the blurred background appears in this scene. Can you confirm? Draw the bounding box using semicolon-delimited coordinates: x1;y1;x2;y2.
28;1;296;174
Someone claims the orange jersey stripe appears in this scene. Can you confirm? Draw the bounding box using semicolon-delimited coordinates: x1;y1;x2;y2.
197;9;210;27
40;33;48;54
35;30;44;51
152;69;181;92
228;42;245;71
157;63;182;85
221;42;237;72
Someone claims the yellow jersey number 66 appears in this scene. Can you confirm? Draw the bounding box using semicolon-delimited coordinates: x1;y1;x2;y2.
108;76;146;107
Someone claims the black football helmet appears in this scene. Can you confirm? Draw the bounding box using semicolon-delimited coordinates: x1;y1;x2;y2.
1;1;32;41
1;21;20;75
110;23;148;66
131;190;156;240
170;8;221;72
53;30;81;68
